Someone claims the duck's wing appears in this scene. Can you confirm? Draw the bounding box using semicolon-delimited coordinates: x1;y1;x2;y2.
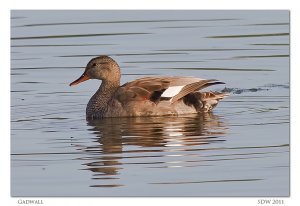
169;79;225;103
114;76;224;104
114;77;169;103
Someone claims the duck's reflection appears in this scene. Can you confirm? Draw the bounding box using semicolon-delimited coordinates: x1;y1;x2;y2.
80;113;228;187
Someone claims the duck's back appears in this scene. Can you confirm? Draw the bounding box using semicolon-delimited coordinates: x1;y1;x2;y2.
102;76;228;117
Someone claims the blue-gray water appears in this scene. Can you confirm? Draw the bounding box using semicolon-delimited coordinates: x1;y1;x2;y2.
11;10;289;196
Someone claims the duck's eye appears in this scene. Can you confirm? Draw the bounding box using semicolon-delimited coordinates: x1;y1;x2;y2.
92;63;97;67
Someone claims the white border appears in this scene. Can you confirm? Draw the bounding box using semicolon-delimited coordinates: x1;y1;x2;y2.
2;0;299;206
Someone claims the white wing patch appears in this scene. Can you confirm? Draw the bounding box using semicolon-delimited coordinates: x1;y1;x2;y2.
161;86;184;98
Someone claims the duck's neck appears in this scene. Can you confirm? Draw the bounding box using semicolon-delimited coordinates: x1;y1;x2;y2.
86;80;120;119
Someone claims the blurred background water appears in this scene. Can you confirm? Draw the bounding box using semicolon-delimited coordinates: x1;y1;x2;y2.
11;10;289;196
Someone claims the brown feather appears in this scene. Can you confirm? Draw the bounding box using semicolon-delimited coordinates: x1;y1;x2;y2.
116;76;226;104
200;92;229;100
170;80;212;103
129;86;151;98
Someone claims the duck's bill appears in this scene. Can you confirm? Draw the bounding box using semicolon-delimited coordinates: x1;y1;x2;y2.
69;74;90;86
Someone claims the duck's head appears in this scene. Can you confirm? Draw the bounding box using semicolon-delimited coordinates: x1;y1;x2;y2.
69;55;121;86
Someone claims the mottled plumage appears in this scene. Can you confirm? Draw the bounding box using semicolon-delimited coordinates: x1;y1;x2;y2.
70;55;228;119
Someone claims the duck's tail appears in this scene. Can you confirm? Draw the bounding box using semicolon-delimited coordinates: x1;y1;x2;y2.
199;91;229;112
182;91;229;112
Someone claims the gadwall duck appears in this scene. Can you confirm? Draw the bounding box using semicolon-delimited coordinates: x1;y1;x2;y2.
70;55;228;119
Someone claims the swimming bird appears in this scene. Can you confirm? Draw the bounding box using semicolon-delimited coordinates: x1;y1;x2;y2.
69;55;228;119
